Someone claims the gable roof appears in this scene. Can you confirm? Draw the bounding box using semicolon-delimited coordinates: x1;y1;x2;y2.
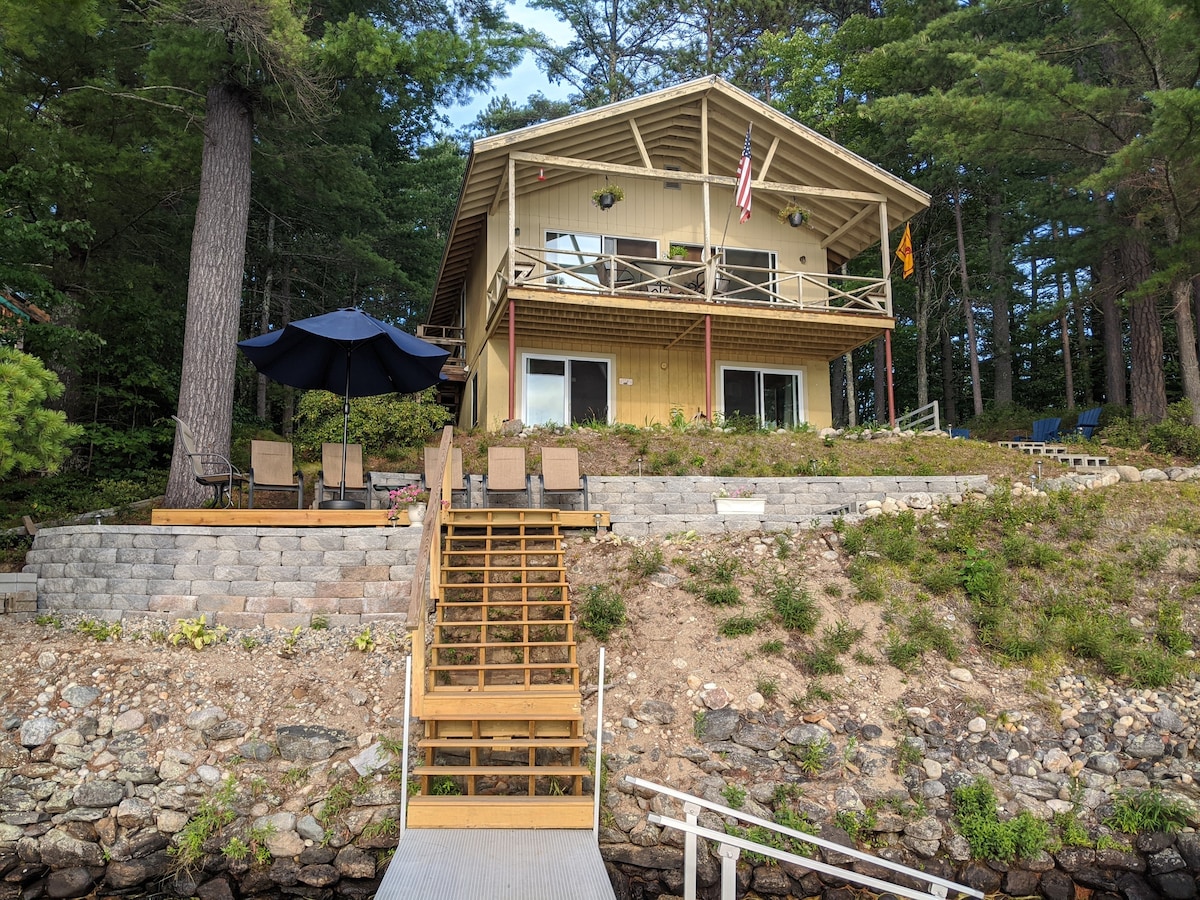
428;76;930;326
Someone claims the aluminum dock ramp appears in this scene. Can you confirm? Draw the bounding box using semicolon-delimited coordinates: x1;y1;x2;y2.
375;828;616;899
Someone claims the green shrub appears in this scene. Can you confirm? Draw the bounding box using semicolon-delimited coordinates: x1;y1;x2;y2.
628;544;664;577
578;584;627;641
293;388;451;458
952;779;1049;860
766;578;820;632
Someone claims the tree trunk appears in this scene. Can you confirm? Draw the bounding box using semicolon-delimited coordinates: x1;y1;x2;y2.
256;212;276;421
1051;223;1073;409
873;337;886;425
1171;277;1200;425
165;82;254;508
1123;234;1166;422
988;190;1012;406
830;356;846;427
1097;210;1127;407
953;187;983;417
845;351;857;427
940;313;958;426
915;265;930;409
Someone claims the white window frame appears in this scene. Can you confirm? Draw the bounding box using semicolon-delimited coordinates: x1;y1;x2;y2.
717;363;806;429
521;351;615;426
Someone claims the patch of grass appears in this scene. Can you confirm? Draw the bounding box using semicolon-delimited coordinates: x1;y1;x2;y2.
764;578;820;633
758;639;785;655
952;779;1050;860
578;584;627;641
1103;787;1190;834
170;777;238;870
721;783;746;809
628;544;664;577
77;618;122;641
755;677;779;700
791;737;829;776
834;808;878;844
717;611;758;637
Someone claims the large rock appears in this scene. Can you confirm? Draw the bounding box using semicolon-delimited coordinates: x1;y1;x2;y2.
60;687;100;710
38;829;104;868
334;846;376;879
71;781;125;809
45;866;97;898
275;725;353;761
697;707;740;742
19;717;59;748
630;699;677;725
105;852;171;890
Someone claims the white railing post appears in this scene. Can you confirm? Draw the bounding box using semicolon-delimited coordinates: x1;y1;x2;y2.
592;646;606;838
399;654;412;837
683;800;700;900
718;843;740;900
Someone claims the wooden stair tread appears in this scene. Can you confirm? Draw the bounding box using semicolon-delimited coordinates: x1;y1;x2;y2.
413;765;590;776
432;641;574;649
419;737;589;748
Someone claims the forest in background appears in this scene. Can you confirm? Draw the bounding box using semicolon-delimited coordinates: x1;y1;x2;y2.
1;0;1198;488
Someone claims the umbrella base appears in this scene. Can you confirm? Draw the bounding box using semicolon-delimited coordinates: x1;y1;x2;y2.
319;499;365;510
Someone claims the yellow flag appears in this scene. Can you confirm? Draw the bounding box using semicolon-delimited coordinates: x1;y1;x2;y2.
895;223;914;279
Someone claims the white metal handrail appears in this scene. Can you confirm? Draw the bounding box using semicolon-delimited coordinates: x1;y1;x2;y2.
624;775;981;900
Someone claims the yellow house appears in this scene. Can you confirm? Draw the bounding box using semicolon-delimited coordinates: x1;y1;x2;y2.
423;76;930;431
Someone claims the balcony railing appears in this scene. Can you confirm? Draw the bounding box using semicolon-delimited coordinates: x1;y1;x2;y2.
488;246;890;319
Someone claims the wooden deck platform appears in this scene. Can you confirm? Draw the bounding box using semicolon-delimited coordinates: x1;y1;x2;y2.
150;508;610;528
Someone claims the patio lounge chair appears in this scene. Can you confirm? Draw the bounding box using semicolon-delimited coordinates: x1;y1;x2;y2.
247;440;305;509
1014;417;1062;443
171;415;246;507
1073;407;1101;439
316;443;369;506
482;447;532;507
538;447;589;510
950;427;970;439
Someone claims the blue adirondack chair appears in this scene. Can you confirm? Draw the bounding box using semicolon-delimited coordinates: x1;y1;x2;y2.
1014;417;1062;443
1073;407;1101;438
1032;417;1062;442
950;427;970;439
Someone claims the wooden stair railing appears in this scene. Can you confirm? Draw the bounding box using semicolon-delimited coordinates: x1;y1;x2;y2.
408;508;591;829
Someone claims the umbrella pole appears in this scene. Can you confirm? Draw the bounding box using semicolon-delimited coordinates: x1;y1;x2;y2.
341;351;351;501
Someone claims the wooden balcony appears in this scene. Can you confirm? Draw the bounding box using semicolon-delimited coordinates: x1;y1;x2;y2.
485;246;893;360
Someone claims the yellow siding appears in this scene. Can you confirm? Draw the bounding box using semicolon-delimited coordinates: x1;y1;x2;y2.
481;337;832;430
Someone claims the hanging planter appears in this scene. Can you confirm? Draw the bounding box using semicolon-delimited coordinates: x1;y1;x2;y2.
591;185;625;210
778;203;810;228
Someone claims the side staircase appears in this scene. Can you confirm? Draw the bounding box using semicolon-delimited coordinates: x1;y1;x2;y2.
406;508;594;830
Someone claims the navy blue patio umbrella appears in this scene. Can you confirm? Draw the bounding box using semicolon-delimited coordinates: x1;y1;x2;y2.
238;308;448;509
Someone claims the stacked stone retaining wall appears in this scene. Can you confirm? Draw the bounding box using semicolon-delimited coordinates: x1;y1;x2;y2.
21;526;421;627
585;475;990;536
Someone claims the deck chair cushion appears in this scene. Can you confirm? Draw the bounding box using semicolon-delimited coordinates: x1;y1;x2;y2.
248;440;305;508
539;447;589;510
317;443;367;503
483;447;532;506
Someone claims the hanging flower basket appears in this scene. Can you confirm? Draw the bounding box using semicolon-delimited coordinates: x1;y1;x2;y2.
591;185;625;210
778;203;810;228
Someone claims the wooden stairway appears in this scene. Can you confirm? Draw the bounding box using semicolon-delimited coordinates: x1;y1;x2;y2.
408;509;593;829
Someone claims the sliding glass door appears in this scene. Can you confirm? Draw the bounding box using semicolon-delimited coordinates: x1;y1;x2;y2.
524;354;611;425
720;365;804;428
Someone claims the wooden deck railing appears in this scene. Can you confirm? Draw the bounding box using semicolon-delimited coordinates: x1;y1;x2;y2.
488;246;890;318
407;424;454;718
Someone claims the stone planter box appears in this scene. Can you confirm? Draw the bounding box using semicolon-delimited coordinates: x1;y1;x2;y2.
714;497;765;515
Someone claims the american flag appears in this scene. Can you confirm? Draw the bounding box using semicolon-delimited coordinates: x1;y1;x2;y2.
735;125;753;223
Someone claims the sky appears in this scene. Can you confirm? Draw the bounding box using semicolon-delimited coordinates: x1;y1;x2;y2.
441;2;574;129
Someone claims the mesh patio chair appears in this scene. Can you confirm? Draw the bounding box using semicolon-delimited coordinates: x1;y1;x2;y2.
171;415;247;507
538;447;589;510
482;447;532;507
247;440;305;509
316;443;370;506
